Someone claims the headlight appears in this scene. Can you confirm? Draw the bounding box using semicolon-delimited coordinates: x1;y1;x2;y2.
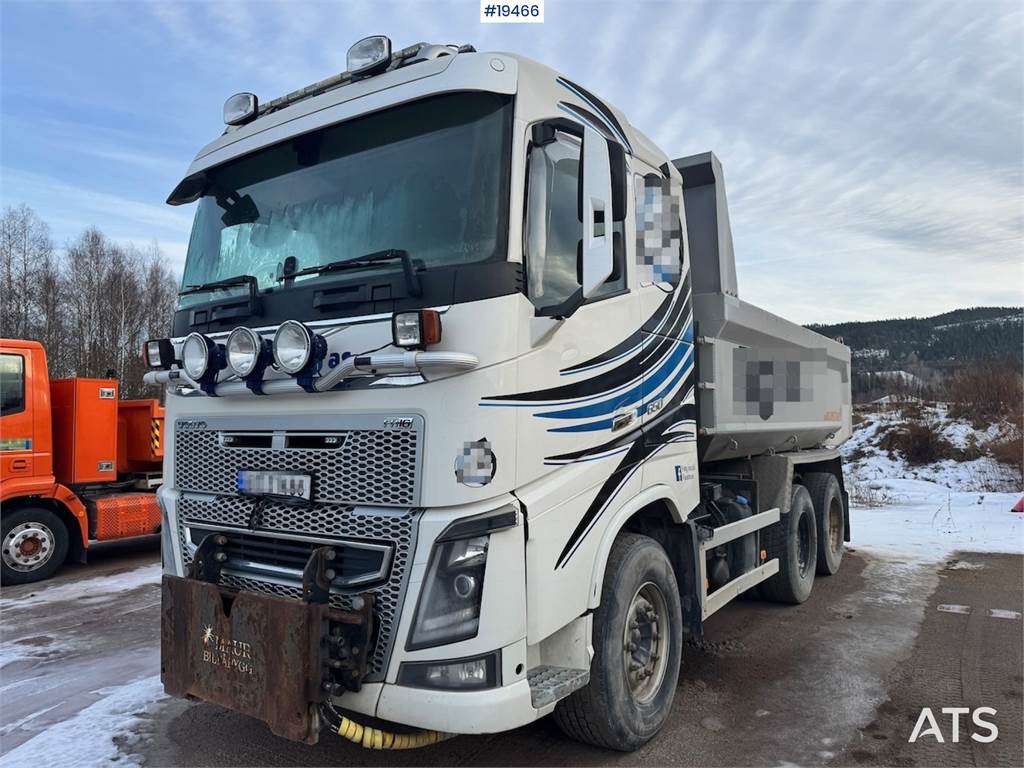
181;333;215;380
407;535;489;650
226;327;263;377
273;320;313;374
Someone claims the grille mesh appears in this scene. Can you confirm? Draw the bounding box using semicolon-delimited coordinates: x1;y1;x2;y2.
174;427;420;507
177;494;417;680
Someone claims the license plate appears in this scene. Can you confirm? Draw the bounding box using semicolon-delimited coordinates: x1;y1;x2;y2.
237;470;311;501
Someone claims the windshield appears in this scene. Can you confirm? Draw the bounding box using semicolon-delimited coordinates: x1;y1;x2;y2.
179;92;512;308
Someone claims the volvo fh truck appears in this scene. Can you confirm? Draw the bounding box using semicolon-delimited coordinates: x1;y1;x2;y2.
147;37;852;751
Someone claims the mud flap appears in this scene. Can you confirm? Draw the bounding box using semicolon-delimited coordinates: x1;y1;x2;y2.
160;575;372;744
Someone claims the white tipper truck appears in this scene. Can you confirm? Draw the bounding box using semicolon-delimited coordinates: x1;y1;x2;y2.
146;37;852;751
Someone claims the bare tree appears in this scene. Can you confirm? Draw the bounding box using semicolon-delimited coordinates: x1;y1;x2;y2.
3;206;180;399
0;204;55;338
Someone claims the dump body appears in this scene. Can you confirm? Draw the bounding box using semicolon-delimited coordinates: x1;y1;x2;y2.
117;398;165;474
675;153;852;464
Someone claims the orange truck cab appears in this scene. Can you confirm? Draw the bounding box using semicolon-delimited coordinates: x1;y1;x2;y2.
0;339;164;584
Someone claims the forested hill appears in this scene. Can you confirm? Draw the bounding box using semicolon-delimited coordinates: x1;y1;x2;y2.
808;307;1023;371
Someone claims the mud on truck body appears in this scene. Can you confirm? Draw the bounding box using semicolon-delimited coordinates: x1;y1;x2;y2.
147;38;852;750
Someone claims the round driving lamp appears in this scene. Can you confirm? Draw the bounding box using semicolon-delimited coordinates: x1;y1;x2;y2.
181;333;215;380
226;327;263;377
273;320;314;374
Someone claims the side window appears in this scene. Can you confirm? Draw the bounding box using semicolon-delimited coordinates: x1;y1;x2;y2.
0;354;25;416
525;131;625;310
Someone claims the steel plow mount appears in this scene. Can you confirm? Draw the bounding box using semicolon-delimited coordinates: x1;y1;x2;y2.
161;538;375;743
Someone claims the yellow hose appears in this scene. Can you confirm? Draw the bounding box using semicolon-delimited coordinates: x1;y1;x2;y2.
335;715;452;750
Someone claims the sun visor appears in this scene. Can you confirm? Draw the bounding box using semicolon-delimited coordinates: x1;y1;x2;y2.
166;171;209;206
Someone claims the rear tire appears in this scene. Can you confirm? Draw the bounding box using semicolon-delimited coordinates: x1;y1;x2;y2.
760;485;817;604
1;507;69;585
804;472;844;575
554;533;683;751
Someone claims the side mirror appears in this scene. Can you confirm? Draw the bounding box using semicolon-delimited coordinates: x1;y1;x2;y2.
579;124;614;299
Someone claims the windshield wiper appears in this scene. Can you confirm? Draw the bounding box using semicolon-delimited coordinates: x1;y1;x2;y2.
282;249;422;297
179;274;258;297
179;274;260;323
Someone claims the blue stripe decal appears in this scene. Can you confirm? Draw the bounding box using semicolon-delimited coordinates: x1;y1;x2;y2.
537;339;688;420
536;319;693;420
548;358;694;434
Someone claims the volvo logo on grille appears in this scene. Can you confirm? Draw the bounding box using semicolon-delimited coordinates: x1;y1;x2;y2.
383;418;415;430
178;420;208;431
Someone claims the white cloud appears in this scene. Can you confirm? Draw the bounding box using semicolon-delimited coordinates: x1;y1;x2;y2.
2;0;1021;322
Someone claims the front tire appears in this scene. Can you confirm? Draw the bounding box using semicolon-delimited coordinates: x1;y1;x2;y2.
1;507;69;585
760;485;817;604
554;533;683;751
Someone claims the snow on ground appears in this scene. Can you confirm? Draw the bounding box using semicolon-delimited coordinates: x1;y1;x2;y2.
845;403;1023;562
0;631;80;670
844;404;1020;493
0;563;161;612
0;676;166;768
849;479;1023;563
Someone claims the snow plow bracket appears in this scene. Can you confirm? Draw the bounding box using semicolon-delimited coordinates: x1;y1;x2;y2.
697;507;780;620
160;574;374;744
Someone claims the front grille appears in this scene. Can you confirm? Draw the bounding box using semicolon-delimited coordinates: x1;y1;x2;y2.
178;494;417;680
174;420;422;507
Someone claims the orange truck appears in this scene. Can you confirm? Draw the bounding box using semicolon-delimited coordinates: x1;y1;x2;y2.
0;338;164;584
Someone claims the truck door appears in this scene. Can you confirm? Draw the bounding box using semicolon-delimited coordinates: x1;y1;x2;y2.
522;124;641;458
518;122;646;641
633;168;700;494
0;350;35;483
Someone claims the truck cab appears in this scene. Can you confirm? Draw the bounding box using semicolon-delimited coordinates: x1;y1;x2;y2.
1;338;164;584
150;39;851;750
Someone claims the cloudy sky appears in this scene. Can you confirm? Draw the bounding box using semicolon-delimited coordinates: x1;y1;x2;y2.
1;0;1021;323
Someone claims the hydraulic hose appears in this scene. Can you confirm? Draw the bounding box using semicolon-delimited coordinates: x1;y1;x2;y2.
319;703;452;750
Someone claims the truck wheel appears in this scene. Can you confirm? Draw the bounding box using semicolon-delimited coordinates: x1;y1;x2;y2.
1;507;69;585
804;472;844;575
554;533;682;751
759;485;817;604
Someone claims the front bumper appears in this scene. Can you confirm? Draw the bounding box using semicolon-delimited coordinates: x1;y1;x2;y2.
376;675;540;734
160;484;535;740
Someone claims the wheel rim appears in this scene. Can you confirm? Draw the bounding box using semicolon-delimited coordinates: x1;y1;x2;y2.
3;522;56;572
622;581;670;704
828;498;843;554
796;512;811;577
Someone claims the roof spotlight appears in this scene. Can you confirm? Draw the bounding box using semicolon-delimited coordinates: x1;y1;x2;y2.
347;35;392;76
224;92;258;125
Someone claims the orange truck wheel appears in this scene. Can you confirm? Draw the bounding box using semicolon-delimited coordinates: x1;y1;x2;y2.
1;506;69;585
